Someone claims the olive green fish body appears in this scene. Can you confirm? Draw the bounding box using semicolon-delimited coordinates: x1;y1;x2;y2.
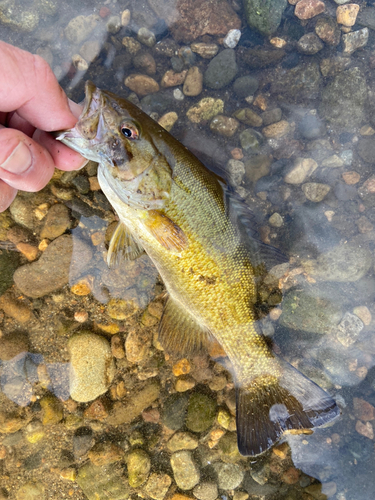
58;82;340;456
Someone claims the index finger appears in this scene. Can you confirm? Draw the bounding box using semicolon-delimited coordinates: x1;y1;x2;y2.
0;41;78;132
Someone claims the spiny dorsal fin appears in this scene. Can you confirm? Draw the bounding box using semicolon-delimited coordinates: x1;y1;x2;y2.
236;357;340;456
158;296;212;357
107;221;144;267
143;210;188;253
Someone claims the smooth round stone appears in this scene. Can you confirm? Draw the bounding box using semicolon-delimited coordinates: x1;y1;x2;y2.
124;74;159;97
106;15;121;34
193;482;218;500
127;449;151;487
243;0;287;36
239;129;263;151
269;213;283;227
162;393;189;430
210;115;239;137
233;108;262;127
68;332;116;402
262;120;290;138
64;14;100;45
186;393;217;432
204;49;238;89
261;108;282;126
213;463;244;490
233;75;259;98
223;29;241;49
171;451;200;490
183;66;203;96
297;33;324;54
284;158;318;184
137;27;156;47
40;204;71;240
167;431;198;452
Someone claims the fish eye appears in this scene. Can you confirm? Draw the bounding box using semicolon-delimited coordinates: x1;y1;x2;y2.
120;123;139;140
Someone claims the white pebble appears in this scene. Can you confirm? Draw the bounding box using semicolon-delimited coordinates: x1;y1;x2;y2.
223;29;241;49
173;88;184;101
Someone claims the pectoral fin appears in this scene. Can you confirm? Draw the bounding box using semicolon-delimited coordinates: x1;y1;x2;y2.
158;296;211;356
107;222;144;267
143;210;188;253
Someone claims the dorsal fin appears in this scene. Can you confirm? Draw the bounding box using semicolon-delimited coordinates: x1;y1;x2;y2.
107;221;144;267
158;296;212;357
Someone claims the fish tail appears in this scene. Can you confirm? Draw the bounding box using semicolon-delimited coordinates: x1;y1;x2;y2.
235;356;340;456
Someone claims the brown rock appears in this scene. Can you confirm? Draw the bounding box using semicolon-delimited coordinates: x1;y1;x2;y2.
353;397;375;421
342;171;360;185
83;397;111;420
183;66;203;96
172;359;191;377
125;327;152;363
356;216;373;234
233;108;262;127
111;334;125;359
0;332;29;360
263;120;290;138
355;420;374;440
295;0;325;20
7;226;33;244
282;467;300;484
16;242;39;261
133;51;157;75
161;69;187;88
0;292;33;324
88;442;124;466
40;204;71;240
190;43;219;59
0;411;24;433
315;16;341;46
148;0;241;43
124;74;159;96
142;407;160;423
210;115;239;137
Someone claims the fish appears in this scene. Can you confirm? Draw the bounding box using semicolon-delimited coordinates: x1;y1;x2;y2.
57;81;339;456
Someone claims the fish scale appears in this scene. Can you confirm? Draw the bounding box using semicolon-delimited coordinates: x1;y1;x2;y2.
58;81;340;456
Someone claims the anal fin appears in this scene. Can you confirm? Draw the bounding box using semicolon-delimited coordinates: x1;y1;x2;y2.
158;296;211;357
107;221;144;267
236;357;340;456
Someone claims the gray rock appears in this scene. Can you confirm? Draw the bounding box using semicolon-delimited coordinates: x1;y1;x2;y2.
193;482;218;500
302;243;373;282
357;7;375;31
170;451;200;490
302;182;331;202
73;426;94;457
271;62;322;101
167;431;198;452
162;393;189;430
213;463;244;490
64;14;101;45
243;0;287;36
204;49;238;89
68;332;116;402
343;28;369;55
233;75;259;98
280;287;343;334
106;16;121;34
297;33;324;55
333;312;364;347
357;137;375;163
261;108;282;126
226;160;245;186
238;47;285;68
186;393;217;432
319;67;367;129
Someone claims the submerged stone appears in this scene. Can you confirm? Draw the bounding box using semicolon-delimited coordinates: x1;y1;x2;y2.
204;49;238;89
243;0;287;36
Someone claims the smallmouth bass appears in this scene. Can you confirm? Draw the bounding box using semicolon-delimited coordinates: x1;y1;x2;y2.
58;81;339;455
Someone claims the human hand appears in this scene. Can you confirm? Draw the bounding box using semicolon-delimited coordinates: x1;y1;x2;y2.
0;41;86;212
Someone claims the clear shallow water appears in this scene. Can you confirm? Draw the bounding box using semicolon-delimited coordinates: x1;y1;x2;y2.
1;1;375;499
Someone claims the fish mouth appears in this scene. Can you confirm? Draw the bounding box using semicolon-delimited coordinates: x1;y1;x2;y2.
56;81;106;159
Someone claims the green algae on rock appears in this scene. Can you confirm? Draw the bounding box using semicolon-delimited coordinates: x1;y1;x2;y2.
243;0;287;36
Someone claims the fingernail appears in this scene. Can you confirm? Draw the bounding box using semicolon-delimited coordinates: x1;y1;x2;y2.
77;158;89;170
0;142;32;174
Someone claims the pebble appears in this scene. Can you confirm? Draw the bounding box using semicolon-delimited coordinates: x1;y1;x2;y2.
210;115;239;137
64;14;100;45
39;204;71;240
133;52;157;75
212;463;244;490
106;16;121;34
167;431;198;452
223;29;241;49
125;327;152;363
261;108;282;126
174;89;184;101
334;312;364;347
186;98;224;123
204;49;238;89
190;43;219;59
162;393;189;430
125;74;159;96
302;182;331;202
68;331;116;402
122;37;141;54
111;334;125;359
0;293;33;324
343;28;369;54
355;420;374;440
144;473;172;500
175;375;196;392
270;37;287;48
171;451;200;490
269;213;284;227
294;0;326;19
138;27;156;47
233;108;262;127
161;70;187;88
158;112;178;132
353;305;372;325
40;394;63;425
126;449;151;487
183;66;203;96
336;4;359;26
172;359;191;376
76;462;130;500
356;215;373;233
353;397;375;421
121;9;131;27
88;442;123;466
282;467;300;484
0;411;24;433
315;16;341;45
107;298;137;320
239;129;263;151
60;467;76;482
298;113;324;140
84;398;110;420
193;482;218;500
233;75;259;98
297;33;324;54
263;120;290;138
15;482;45;500
321;155;344;168
186;393;217;432
226;159;245;186
74;428;94;458
284;158;318;184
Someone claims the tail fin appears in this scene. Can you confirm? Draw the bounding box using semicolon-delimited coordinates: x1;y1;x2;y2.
236;357;340;456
